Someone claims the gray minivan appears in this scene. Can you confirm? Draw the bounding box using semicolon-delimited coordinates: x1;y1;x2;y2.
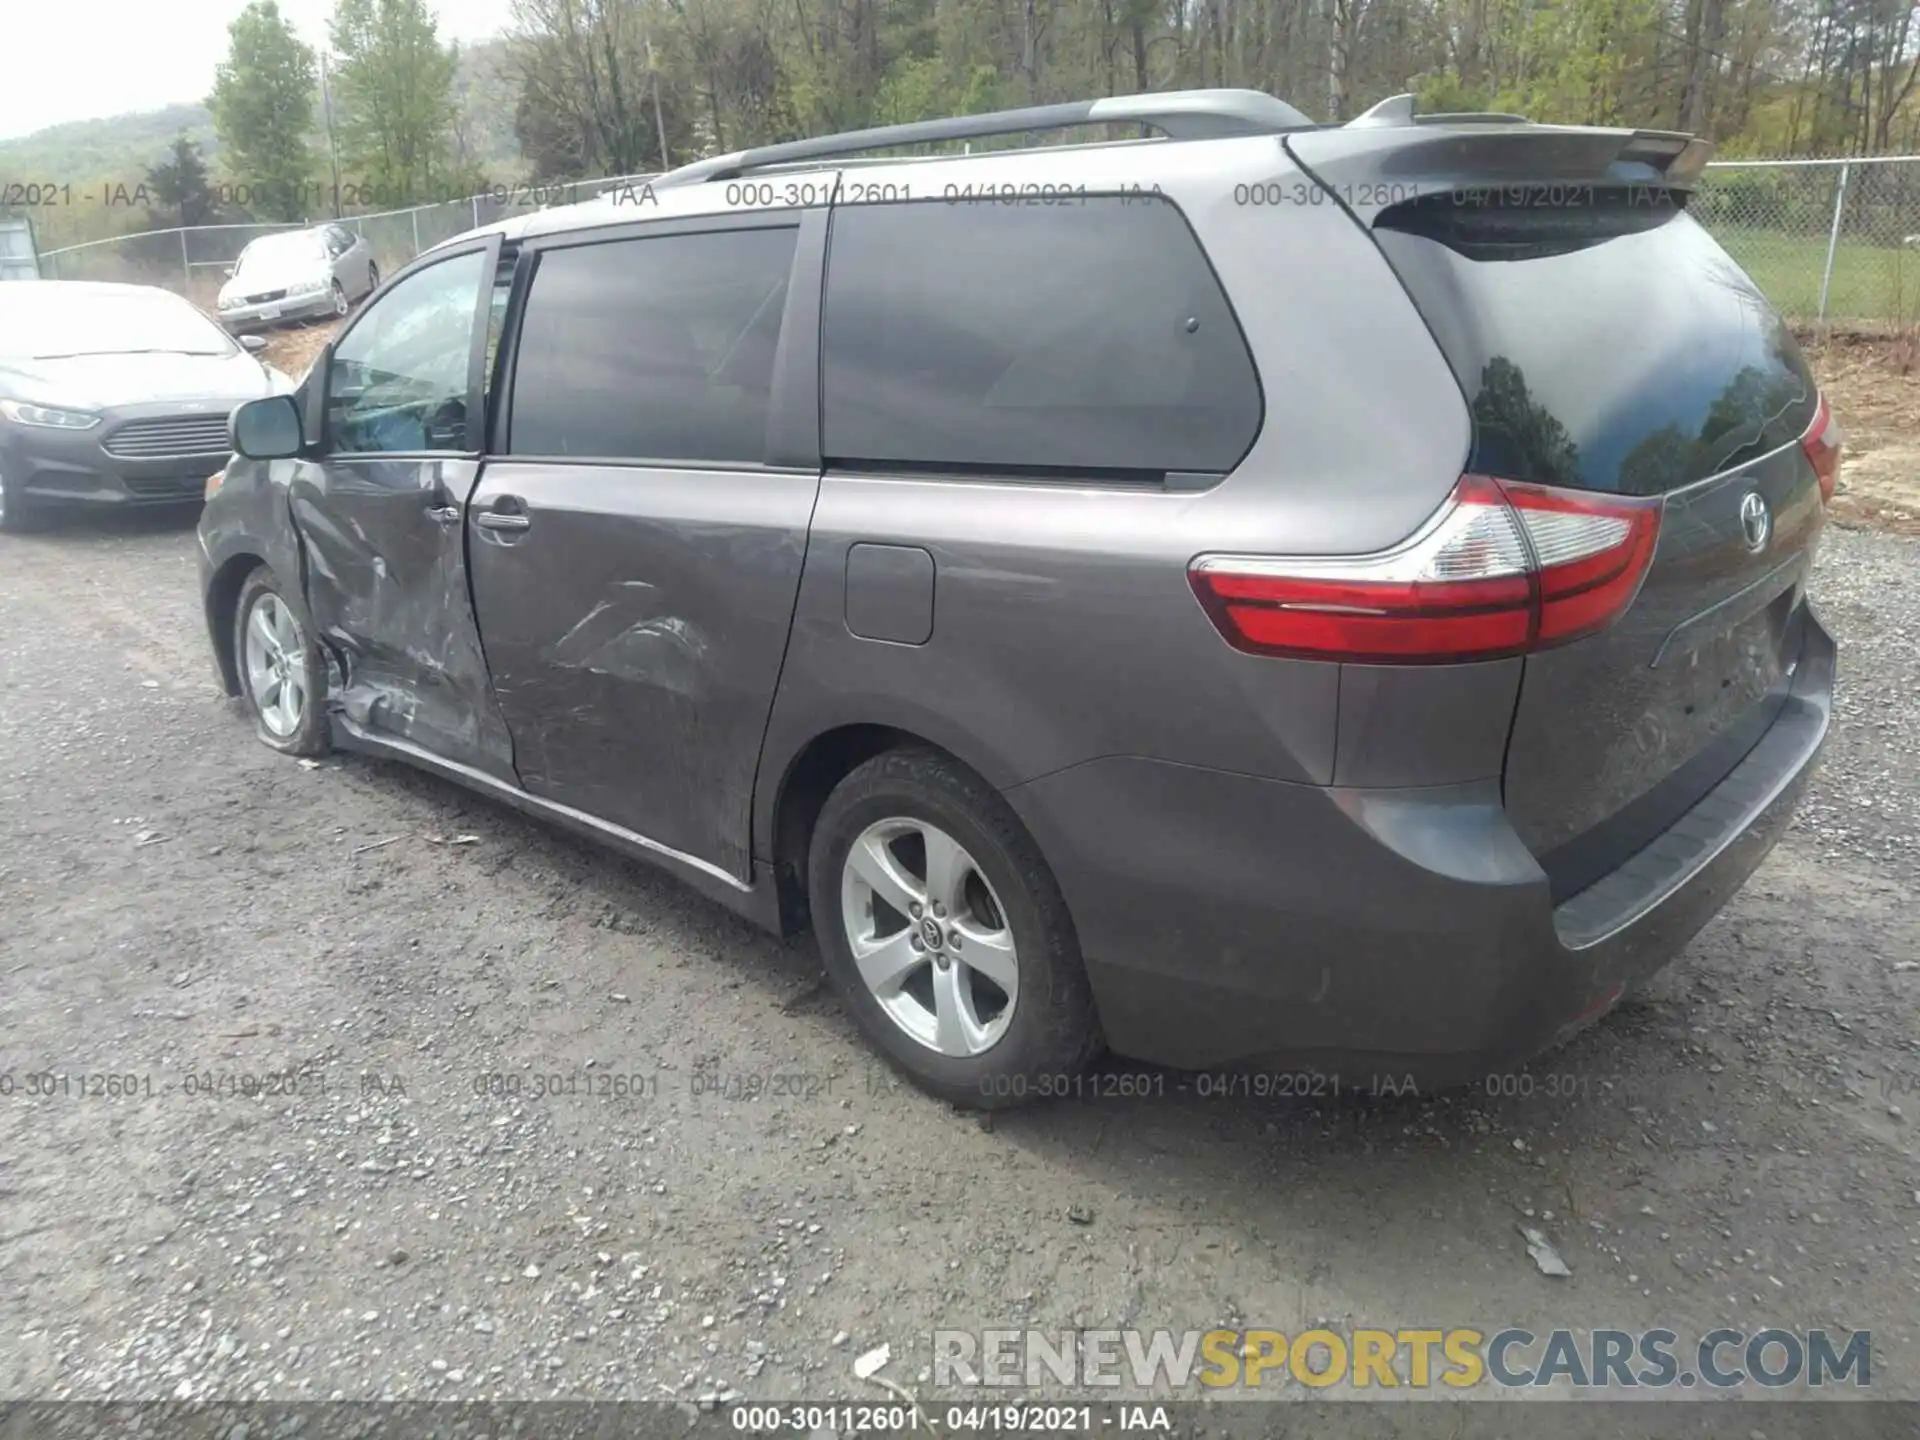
200;90;1838;1106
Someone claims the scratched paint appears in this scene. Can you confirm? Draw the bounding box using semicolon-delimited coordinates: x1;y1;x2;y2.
544;581;711;699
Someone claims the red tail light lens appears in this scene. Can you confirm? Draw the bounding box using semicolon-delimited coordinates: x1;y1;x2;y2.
1189;475;1661;664
1802;393;1840;505
1501;481;1663;645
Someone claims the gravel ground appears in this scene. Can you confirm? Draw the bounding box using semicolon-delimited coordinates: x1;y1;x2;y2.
1;510;1917;1411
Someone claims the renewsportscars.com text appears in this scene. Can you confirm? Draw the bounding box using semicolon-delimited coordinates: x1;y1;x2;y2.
933;1326;1871;1391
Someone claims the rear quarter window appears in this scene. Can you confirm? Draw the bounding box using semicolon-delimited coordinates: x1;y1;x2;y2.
821;196;1262;478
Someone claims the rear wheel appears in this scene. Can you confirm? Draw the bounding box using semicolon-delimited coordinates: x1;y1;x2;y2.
234;566;329;757
808;748;1100;1108
366;261;380;296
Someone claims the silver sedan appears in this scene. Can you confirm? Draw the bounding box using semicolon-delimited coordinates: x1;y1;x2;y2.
216;225;381;333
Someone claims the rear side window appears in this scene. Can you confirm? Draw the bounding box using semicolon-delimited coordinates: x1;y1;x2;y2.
821;197;1261;477
1373;206;1816;496
509;226;798;464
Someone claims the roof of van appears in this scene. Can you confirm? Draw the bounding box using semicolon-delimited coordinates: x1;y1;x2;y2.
421;88;1703;256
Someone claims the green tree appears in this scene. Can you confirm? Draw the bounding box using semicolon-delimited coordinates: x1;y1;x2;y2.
1617;423;1696;496
329;0;462;206
510;0;689;177
208;0;318;221
144;135;218;226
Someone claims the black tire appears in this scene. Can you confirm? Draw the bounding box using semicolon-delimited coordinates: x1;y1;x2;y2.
331;280;349;318
808;747;1101;1109
366;261;380;296
232;565;330;757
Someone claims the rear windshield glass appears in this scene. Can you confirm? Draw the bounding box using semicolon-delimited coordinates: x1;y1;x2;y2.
1373;206;1816;496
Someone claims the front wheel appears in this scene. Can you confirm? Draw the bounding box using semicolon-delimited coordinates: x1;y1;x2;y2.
234;566;329;756
808;748;1101;1108
330;279;349;318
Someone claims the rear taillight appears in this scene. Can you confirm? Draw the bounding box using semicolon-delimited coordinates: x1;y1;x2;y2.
1189;475;1661;664
1802;393;1841;505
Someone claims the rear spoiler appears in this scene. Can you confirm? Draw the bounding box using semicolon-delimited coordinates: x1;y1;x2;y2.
1284;113;1713;227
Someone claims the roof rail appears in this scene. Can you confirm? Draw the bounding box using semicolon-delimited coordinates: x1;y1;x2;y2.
655;89;1315;187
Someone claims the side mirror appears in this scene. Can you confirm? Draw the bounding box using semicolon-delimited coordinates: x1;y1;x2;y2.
231;394;304;460
239;334;268;354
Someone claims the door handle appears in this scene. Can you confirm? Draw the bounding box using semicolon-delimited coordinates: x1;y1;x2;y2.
426;503;461;524
476;496;531;532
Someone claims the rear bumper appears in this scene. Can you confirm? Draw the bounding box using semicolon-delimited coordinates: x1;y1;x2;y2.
1003;609;1834;1089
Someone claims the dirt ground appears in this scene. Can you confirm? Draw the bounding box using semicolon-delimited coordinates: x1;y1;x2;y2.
259;321;337;385
1804;330;1920;537
1;327;1917;1423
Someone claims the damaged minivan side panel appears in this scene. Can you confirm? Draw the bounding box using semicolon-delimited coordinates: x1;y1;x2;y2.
287;237;518;780
465;214;823;879
291;453;516;775
468;464;817;877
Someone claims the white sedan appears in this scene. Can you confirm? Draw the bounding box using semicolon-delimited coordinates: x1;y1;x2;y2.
216;224;381;333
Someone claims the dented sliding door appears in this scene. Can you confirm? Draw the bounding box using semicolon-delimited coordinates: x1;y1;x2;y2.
465;210;825;879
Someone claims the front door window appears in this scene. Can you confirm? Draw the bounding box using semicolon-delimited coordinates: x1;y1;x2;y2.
326;249;486;454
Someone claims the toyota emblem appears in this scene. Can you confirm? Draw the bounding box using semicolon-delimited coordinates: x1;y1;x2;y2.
1739;490;1772;553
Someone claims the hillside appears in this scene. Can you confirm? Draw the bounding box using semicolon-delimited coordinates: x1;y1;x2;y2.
1;40;520;252
0;103;219;181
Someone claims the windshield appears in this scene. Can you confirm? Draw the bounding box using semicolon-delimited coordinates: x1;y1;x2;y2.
235;232;326;273
0;287;238;359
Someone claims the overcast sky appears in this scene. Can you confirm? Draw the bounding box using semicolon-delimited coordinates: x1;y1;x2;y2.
1;0;518;142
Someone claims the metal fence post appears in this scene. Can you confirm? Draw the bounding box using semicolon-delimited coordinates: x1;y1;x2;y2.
412;209;421;259
472;196;480;231
181;228;192;292
1817;161;1851;323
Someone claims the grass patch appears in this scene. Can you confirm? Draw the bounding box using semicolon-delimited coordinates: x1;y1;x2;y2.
1712;227;1920;325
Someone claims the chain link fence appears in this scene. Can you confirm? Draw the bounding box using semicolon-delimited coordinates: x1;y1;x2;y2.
37;175;655;308
1692;155;1920;325
31;157;1920;327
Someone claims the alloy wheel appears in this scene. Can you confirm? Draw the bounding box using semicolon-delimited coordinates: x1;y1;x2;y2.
839;817;1020;1056
243;592;308;738
332;281;349;317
